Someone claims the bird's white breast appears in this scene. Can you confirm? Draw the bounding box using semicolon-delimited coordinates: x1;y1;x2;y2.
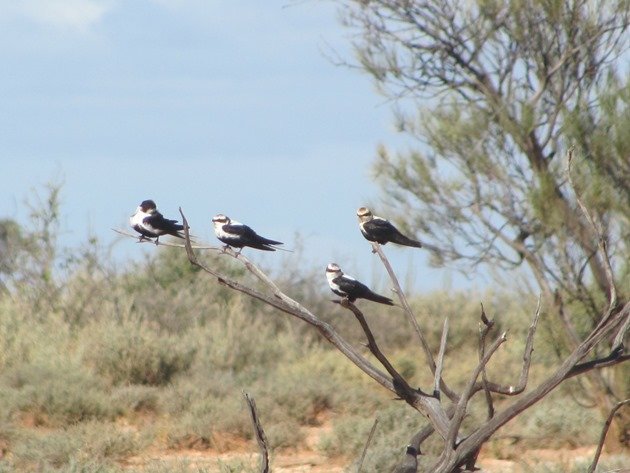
130;210;149;228
214;221;243;239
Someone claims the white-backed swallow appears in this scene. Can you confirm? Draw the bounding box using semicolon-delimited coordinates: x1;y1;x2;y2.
326;263;394;306
212;214;283;253
357;207;422;248
130;199;184;244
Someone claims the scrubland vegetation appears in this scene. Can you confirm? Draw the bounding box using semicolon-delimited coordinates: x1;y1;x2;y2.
0;191;627;472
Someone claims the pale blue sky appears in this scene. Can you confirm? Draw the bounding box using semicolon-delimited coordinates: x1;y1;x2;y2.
0;0;478;292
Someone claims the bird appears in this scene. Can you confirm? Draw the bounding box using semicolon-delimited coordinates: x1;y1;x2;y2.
212;214;284;253
392;445;419;473
357;207;423;248
325;263;394;306
130;199;185;244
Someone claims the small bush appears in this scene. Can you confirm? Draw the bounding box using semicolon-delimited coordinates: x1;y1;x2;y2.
83;320;196;386
10;420;147;470
0;361;119;426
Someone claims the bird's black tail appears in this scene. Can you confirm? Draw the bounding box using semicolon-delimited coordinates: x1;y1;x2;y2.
259;237;283;246
394;234;423;248
365;291;395;306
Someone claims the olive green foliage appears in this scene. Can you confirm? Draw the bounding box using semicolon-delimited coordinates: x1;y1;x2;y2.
341;0;630;447
344;0;630;316
0;189;627;471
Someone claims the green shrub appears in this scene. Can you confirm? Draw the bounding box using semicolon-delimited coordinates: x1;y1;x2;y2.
0;361;119;426
10;420;147;470
83;320;196;386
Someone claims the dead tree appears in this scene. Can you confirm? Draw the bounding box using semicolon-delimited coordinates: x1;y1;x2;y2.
121;160;628;472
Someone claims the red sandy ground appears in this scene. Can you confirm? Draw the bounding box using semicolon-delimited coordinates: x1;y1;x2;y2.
122;420;625;472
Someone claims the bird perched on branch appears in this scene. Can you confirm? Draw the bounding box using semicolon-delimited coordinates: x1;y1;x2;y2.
357;207;423;248
392;445;419;473
130;199;184;244
325;263;394;306
212;214;284;253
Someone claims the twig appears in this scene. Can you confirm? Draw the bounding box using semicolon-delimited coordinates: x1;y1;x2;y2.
357;418;379;473
434;316;450;399
474;296;541;396
112;228;220;250
446;331;507;449
371;242;458;401
478;304;495;419
587;399;630;473
341;299;427;398
243;392;270;473
566;346;630;379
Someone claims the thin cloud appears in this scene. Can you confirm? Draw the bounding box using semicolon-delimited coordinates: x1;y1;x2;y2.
0;0;115;31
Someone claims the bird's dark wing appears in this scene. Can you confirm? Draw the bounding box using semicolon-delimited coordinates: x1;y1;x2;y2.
145;212;184;236
133;224;157;238
224;224;283;247
364;219;421;248
333;275;361;297
223;223;253;237
362;219;399;243
335;276;394;305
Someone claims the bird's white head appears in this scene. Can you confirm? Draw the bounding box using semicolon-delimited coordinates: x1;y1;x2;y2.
212;214;230;225
356;206;374;223
212;215;231;234
326;262;341;272
325;263;342;279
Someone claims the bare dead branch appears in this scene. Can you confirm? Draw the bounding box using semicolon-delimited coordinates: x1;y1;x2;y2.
243;392;270;473
587;399;630;473
446;331;507;449
371;242;458;401
478;304;495;419
434;316;449;400
456;301;630;470
167;206;628;472
566;345;630;380
112;228;220;250
178;208;453;440
342;299;427;398
481;296;542;396
177;210;391;389
357;417;379;473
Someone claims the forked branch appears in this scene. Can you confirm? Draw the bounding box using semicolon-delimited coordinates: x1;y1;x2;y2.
177;208;453;441
446;331;507;449
341;299;428;398
371;242;458;402
478;304;496;419
477;296;541;396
